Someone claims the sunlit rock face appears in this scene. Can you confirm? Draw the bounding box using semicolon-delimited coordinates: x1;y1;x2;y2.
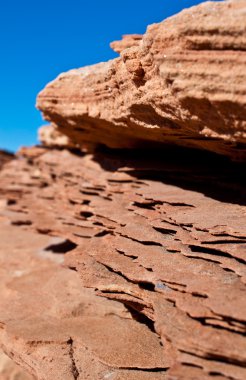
0;1;246;379
37;0;246;160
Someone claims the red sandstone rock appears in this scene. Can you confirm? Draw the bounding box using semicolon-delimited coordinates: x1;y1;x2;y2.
0;145;245;379
37;0;246;160
0;218;166;379
110;34;142;53
1;1;246;379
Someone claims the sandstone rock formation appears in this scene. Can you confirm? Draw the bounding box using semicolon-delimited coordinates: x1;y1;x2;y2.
0;143;245;379
110;34;142;54
0;1;246;380
37;0;246;160
0;213;166;379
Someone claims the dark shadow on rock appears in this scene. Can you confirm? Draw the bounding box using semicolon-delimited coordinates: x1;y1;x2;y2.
90;145;246;206
0;150;15;169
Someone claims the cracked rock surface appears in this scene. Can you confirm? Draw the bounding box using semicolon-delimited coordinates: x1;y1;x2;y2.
0;144;245;379
0;184;166;379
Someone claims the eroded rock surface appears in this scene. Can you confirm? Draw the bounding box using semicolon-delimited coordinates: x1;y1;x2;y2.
0;145;245;379
1;1;246;379
37;0;246;160
0;210;167;379
110;34;142;54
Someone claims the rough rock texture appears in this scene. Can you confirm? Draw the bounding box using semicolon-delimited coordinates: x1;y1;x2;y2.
0;205;167;379
37;0;246;160
0;144;245;379
1;1;246;379
110;34;142;54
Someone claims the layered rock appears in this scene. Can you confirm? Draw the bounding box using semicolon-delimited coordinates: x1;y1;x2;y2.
0;190;166;379
37;0;246;160
110;34;142;54
0;1;246;379
0;144;245;379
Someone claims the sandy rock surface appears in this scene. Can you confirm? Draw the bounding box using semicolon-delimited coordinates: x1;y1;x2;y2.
37;0;246;160
0;350;34;380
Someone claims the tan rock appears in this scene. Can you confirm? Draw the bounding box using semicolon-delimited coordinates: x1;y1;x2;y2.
38;124;77;148
0;350;34;380
37;0;246;159
0;208;167;379
1;1;246;379
110;34;142;53
0;145;245;379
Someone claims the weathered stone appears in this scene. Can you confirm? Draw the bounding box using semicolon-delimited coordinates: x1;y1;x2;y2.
110;34;142;53
37;0;246;160
1;1;246;379
0;217;167;379
0;144;245;379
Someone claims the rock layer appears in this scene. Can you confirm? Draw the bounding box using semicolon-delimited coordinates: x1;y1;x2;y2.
0;144;245;379
0;201;167;379
37;0;246;160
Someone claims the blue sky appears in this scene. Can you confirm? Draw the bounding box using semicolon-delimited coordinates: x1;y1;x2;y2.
0;0;209;152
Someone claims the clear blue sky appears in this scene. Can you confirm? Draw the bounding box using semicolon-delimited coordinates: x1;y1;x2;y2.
0;0;210;152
